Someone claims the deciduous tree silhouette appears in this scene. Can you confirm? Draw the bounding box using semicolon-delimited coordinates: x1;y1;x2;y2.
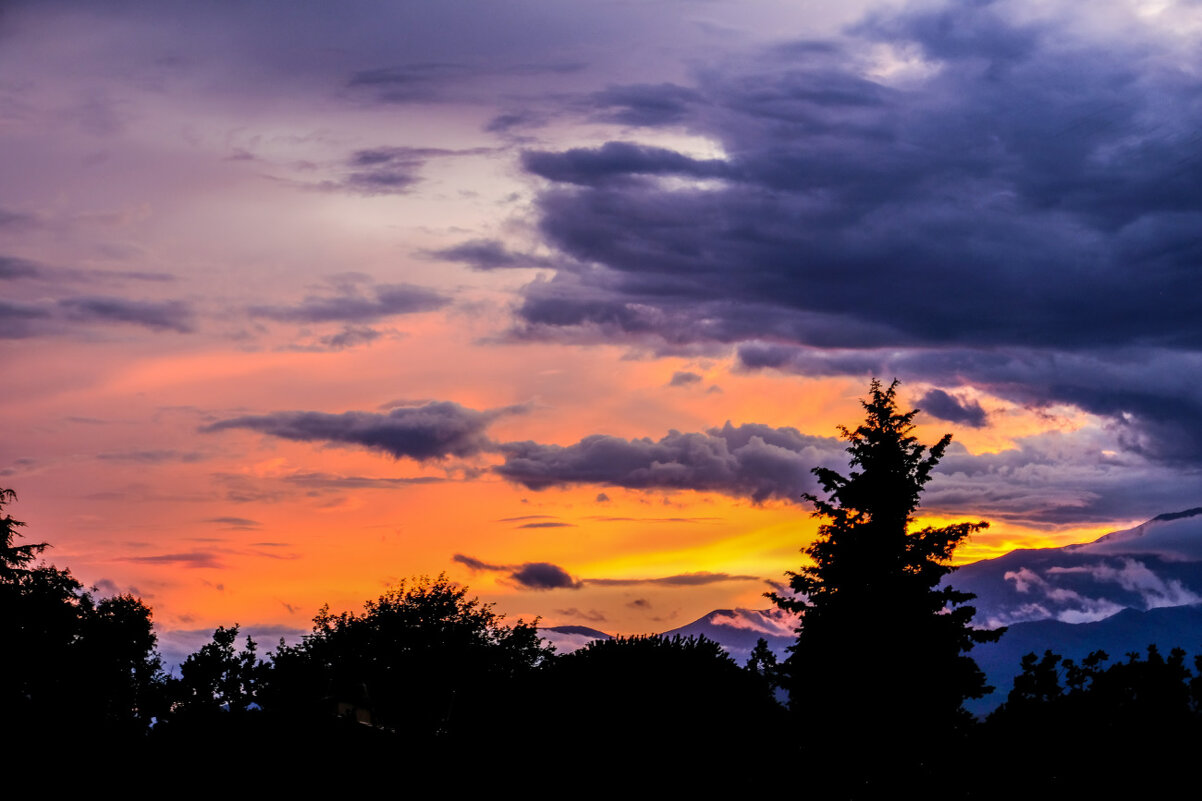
769;380;1000;790
166;624;265;717
532;633;788;784
265;573;551;743
984;645;1202;795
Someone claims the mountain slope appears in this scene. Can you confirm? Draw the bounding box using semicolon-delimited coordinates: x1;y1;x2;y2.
659;608;798;663
950;507;1202;627
967;602;1202;716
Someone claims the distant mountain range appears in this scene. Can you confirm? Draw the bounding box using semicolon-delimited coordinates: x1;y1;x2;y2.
542;507;1202;715
951;507;1202;628
952;507;1202;713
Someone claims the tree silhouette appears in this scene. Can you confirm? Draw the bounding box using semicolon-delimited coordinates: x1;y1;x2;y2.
265;573;551;742
0;487;46;581
0;487;164;737
984;645;1201;794
532;633;789;783
769;380;1001;790
166;624;265;717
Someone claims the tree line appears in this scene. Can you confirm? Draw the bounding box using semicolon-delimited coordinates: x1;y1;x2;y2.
6;381;1202;793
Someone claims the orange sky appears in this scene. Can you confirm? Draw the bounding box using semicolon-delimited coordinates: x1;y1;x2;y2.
3;0;1193;647
3;317;1133;637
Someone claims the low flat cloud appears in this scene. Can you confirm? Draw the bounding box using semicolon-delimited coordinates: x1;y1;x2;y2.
282;472;448;489
425;239;555;271
585;571;760;587
59;296;195;333
0;300;52;338
249;282;448;324
496;422;844;503
200;386;1201;527
205;516;261;527
454;553;759;591
324;145;494;195
202;401;521;461
0;256;41;280
347;61;583;105
97;450;205;463
121;551;224;569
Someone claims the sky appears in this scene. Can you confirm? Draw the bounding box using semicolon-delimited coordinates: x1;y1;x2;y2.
3;0;1202;647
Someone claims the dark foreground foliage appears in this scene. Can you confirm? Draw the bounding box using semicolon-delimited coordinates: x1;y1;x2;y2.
8;381;1202;792
979;644;1202;797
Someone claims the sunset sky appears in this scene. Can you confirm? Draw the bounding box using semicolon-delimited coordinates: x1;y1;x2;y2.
3;0;1201;648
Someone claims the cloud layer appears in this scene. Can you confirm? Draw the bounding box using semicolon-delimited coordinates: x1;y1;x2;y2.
203;401;519;461
454;552;759;591
453;0;1202;466
497;422;844;503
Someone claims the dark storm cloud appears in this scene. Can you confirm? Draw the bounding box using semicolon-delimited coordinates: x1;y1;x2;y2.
737;342;1202;465
496;422;845;503
249;283;448;323
522;142;732;186
918;389;987;428
58;296;195;332
922;438;1179;528
202;401;519;461
506;3;1202;467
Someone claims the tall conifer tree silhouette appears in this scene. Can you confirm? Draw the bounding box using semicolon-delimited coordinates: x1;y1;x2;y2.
769;380;1001;789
